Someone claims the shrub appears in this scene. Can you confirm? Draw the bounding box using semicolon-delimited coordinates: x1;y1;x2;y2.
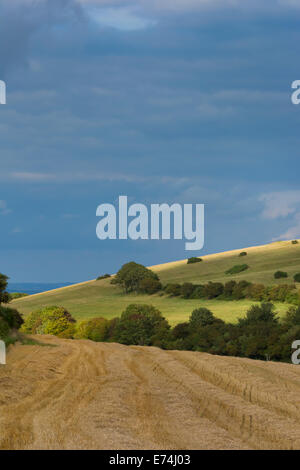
8;292;29;300
189;308;215;329
239;252;247;257
294;273;300;282
138;278;162;294
75;317;108;342
285;290;300;305
0;317;10;340
21;306;76;336
190;285;205;299
246;283;266;301
225;264;249;275
57;324;77;339
164;283;182;297
274;271;288;279
114;304;169;346
232;281;249;300
292;240;299;244
223;280;237;298
187;257;202;264
114;262;159;293
97;274;111;280
267;284;295;303
203;282;224;299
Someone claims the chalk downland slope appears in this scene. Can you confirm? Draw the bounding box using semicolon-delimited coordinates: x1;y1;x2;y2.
1;337;300;450
11;240;300;324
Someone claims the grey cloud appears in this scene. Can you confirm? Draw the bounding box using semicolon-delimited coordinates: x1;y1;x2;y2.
260;191;300;219
0;0;84;75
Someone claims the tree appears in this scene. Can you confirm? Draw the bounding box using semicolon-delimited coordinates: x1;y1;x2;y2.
283;306;300;328
239;302;278;327
114;304;169;345
114;262;159;293
189;307;215;329
0;273;10;305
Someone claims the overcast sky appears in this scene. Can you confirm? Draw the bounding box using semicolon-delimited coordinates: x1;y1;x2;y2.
0;0;300;282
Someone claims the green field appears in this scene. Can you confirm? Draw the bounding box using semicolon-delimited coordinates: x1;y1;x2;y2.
12;240;300;325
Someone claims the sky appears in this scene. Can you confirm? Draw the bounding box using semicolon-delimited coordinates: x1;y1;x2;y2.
0;0;300;282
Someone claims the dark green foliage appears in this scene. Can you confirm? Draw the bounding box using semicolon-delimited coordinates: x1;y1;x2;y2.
0;273;10;305
97;274;111;280
187;257;202;264
283;306;300;328
181;282;195;299
0;306;24;329
223;280;237;298
292;240;299;244
225;264;249;275
239;252;247;257
190;285;205;299
114;262;159;293
138;278;162;294
232;281;247;300
0;304;24;344
274;271;288;279
203;282;224;299
161;278;297;305
164;283;182;296
239;302;278;326
0;317;10;340
85;300;300;362
171;322;190;340
113;304;169;346
189;307;215;329
293;273;300;282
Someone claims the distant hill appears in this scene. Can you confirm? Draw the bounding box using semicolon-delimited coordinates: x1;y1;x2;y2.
12;240;300;325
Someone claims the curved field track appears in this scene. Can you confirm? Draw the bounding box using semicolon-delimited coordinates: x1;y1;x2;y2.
0;337;300;450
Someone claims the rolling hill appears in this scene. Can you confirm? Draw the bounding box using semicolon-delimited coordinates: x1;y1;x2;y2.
1;336;300;450
12;240;300;325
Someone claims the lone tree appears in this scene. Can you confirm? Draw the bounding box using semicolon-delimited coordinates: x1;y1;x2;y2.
113;262;160;293
0;273;10;305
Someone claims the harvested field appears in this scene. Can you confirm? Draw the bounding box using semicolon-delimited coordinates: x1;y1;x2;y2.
0;337;300;450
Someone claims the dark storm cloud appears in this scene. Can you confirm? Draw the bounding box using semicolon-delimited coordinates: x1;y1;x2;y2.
1;0;300;280
0;0;84;76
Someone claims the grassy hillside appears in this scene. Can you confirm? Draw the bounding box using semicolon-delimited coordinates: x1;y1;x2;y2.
12;240;300;325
